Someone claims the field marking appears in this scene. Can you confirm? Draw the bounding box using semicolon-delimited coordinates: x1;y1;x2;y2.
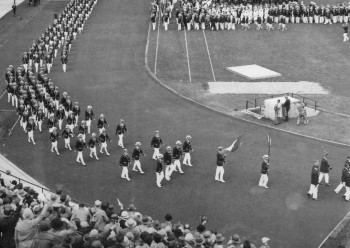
202;30;216;82
8;116;20;136
317;212;350;248
0;90;7;100
184;28;192;82
154;8;161;75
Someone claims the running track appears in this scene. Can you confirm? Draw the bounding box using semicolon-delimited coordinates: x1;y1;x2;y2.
0;0;349;247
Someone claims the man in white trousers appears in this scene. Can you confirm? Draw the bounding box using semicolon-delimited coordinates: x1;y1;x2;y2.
215;146;226;183
172;141;184;174
343;23;349;42
319;153;332;186
88;133;99;160
156;154;164;188
259;155;269;189
50;128;60;156
62;125;74;151
307;160;320;200
151;130;163;160
164;146;174;180
115;119;127;149
75;134;86;165
344;167;350;201
85;105;95;134
120;148;131;181
183;135;193;166
132;142;145;174
26;117;36;145
335;159;349;195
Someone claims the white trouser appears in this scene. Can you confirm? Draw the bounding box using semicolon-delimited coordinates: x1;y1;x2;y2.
194;23;199;30
62;64;66;72
121;167;130;179
12;95;18;107
74;116;79;126
324;18;331;25
55;100;59;109
118;134;124;147
319;172;329;184
34;63;38;73
152;22;156;30
345;16;349;23
165;164;174;180
133;160;143;172
345;186;350;200
308;184;318;199
156;171;164;186
49;127;54;133
58;119;63;129
22;121;27;132
174;159;183;173
90;147;99;159
64;138;71;149
215;166;224;181
315;16;319;23
51;141;59;155
37;120;42;132
68;124;74;133
100;142;109;154
259;174;268;187
152;148;160;159
86;120;91;133
47;63;52;73
320;16;324;24
164;22;168;30
23;64;28;72
183;152;192;165
28;131;35;144
343;33;349;42
201;23;205;30
76;151;85;164
335;182;345;194
187;23;191;30
7;92;11;103
178;23;181;30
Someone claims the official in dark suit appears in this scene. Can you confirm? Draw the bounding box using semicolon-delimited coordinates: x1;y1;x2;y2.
307;160;320;200
283;96;291;121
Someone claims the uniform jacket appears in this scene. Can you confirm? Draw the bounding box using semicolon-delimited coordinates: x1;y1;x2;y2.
163;152;172;165
216;152;225;166
119;154;130;167
151;136;163;148
76;140;86;151
261;161;269;174
183;140;192;153
132;148;144;160
311;165;319;186
172;147;182;160
320;157;331;173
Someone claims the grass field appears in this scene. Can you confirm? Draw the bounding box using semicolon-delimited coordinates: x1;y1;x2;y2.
147;4;350;144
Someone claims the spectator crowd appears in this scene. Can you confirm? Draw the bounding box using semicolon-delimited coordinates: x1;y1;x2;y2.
0;172;271;248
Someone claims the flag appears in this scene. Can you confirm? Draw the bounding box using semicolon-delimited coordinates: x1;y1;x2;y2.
267;134;272;156
224;135;243;152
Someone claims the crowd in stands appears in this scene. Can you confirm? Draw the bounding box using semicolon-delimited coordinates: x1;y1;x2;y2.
0;172;271;248
150;0;350;31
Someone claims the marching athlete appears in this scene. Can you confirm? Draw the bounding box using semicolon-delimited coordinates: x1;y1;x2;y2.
259;155;269;189
215;146;226;183
343;23;349;42
319;153;332;186
334;157;350;195
156;154;164;188
97;114;109;134
56;105;65;130
183;135;193;166
307;160;320;200
120;148;131;181
62;125;74;151
88;133;99;160
36;108;44;132
75;134;86;165
50;127;60;155
173;141;184;174
26;117;36;145
78;120;88;142
151;130;163;160
99;128;112;156
115;119;127;148
164;146;174;181
47;113;57;133
72;102;80;126
85;105;95;134
132;142;145;174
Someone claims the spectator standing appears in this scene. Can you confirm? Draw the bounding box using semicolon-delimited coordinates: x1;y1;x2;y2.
227;234;241;248
31;220;59;248
70;203;91;223
282;96;290;121
12;3;17;16
92;200;109;232
0;203;23;248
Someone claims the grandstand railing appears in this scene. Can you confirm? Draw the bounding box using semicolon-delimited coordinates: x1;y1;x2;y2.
0;169;91;207
245;92;319;111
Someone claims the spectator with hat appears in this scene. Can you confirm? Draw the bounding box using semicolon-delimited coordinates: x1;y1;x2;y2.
92;200;109;232
227;234;241;248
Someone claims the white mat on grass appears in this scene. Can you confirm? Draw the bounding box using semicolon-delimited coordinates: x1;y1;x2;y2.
208;81;328;95
226;65;281;80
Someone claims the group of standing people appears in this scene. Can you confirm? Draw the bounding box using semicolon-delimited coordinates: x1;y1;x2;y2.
151;0;350;33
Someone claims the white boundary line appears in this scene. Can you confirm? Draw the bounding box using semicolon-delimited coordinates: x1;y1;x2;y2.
8;116;20;136
317;212;350;248
202;29;216;82
154;8;161;75
0;90;7;100
184;28;192;82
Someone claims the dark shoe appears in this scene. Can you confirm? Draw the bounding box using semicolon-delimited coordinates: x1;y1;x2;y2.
312;198;318;201
319;182;323;185
307;193;311;198
325;184;331;187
